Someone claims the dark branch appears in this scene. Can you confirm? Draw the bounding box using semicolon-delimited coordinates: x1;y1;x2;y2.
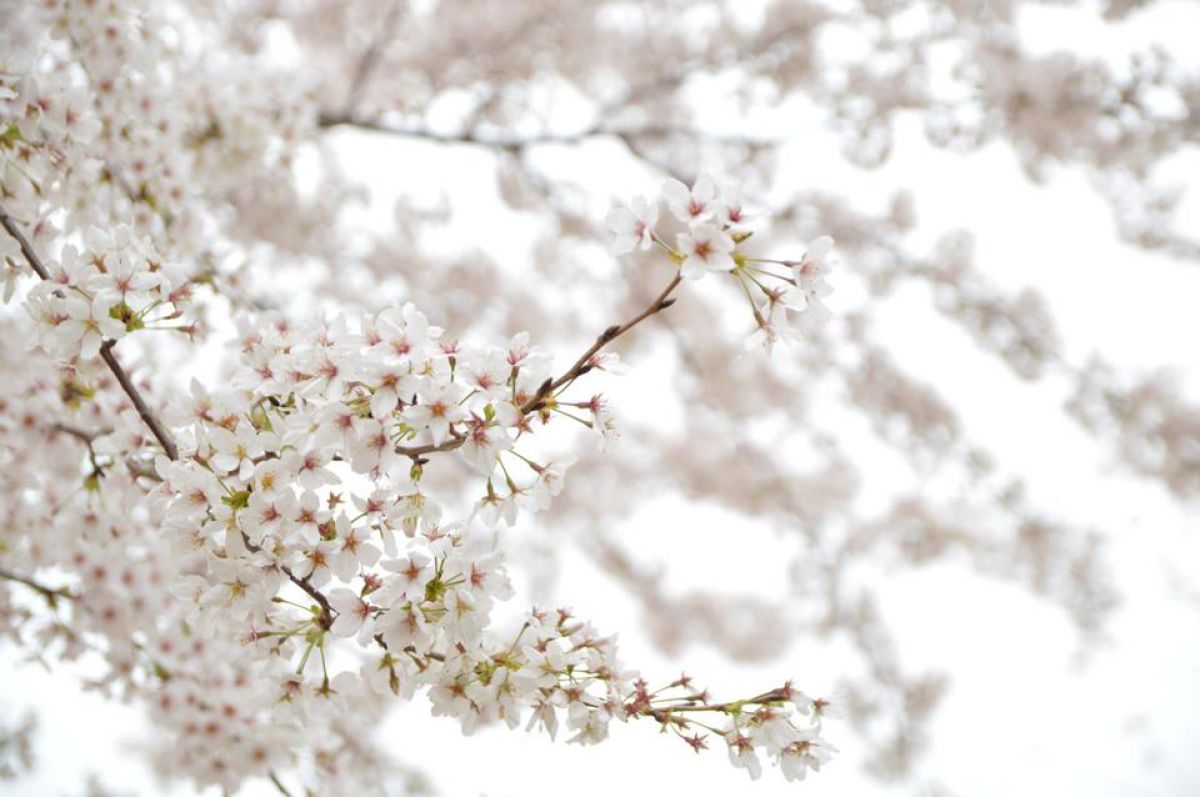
0;206;51;280
393;272;683;458
280;565;334;630
317;112;772;154
0;203;179;461
98;342;179;460
0;567;75;603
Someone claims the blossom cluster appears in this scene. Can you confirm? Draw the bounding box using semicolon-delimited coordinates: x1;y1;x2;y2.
606;174;836;350
1;0;314;313
1;2;840;791
1;271;841;789
139;298;835;787
21;225;195;359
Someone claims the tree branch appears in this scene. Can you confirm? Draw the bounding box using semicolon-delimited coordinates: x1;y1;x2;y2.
280;564;334;630
394;272;682;458
0;204;179;461
533;274;683;404
0;567;75;603
50;423;110;444
268;770;294;797
317;113;771;154
317;20;809;158
0;206;51;280
97;342;179;460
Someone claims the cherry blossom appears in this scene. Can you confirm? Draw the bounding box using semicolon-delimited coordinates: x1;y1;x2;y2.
677;224;737;280
0;5;843;792
663;174;718;224
605;196;660;254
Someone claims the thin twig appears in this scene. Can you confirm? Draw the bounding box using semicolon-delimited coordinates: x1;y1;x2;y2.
649;690;786;716
531;273;682;404
240;528;336;630
0;206;51;280
393;273;682;458
0;203;180;461
0;567;75;603
317;19;810;157
50;423;111;444
267;770;294;797
317;113;771;153
280;565;334;630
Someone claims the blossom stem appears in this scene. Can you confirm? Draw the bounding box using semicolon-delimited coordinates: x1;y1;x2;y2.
317;114;768;154
550;407;593;428
746;262;797;285
502;448;542;471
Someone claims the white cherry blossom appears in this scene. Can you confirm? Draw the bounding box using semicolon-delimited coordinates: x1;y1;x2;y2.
663;174;718;223
677;224;737;280
605;196;660;254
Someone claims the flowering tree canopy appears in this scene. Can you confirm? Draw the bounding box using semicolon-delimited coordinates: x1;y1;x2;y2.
2;0;1198;794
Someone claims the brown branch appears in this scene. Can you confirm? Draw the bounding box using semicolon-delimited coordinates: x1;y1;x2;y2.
317;113;771;153
534;274;682;404
280;564;333;630
0;203;180;461
98;342;179;460
240;528;335;631
49;421;106;476
317;19;810;158
394;429;465;459
50;423;110;444
317;111;592;150
0;567;75;603
0;206;51;280
268;771;294;797
648;689;787;717
393;273;682;459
